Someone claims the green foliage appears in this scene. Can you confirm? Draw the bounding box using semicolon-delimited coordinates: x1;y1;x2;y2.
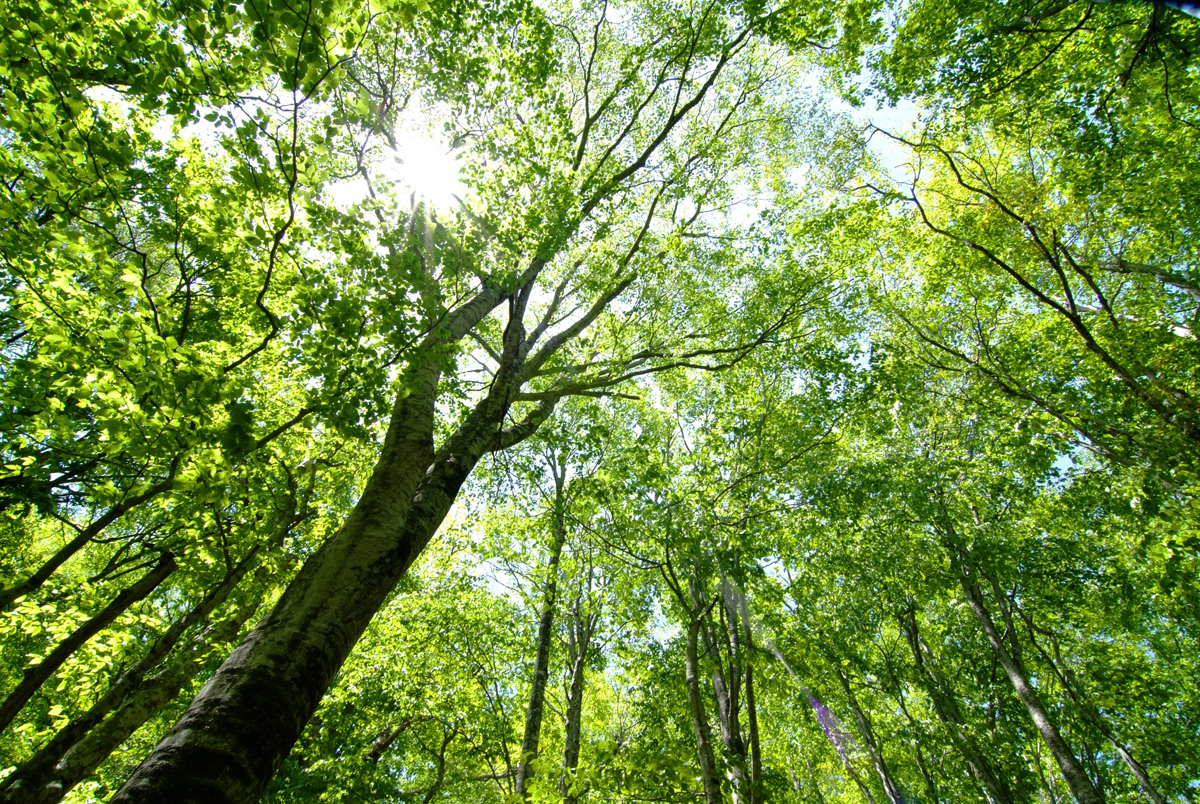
1;0;1198;801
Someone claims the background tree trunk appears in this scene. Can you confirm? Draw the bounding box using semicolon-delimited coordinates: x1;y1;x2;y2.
698;581;748;803
685;614;724;804
15;605;258;804
954;553;1105;804
0;553;177;734
0;549;258;801
1019;612;1167;804
898;604;1013;804
743;663;761;804
806;759;828;804
514;462;568;800
735;584;762;804
832;664;904;804
561;609;596;804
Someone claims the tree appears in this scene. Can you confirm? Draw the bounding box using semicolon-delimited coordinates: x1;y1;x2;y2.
106;1;824;799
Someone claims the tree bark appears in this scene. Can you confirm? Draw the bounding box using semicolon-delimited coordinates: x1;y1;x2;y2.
734;585;761;804
743;663;761;804
913;744;939;804
1018;612;1167;804
561;609;596;804
719;597;749;804
0;549;258;800
109;395;492;798
800;687;877;804
0;552;177;735
698;581;748;803
514;461;568;800
805;759;827;804
107;269;550;804
832;664;904;804
897;604;1013;804
954;553;1105;804
685;614;724;804
878;648;940;804
1107;744;1164;804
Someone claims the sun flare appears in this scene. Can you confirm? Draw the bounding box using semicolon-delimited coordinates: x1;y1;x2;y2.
376;128;467;212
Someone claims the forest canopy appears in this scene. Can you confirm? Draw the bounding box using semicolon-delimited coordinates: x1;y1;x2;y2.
0;0;1197;802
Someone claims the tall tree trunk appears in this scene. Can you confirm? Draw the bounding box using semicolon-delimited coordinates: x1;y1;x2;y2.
16;605;259;804
684;614;724;804
880;651;939;804
0;553;177;734
1033;739;1060;804
111;340;540;803
1018;612;1167;804
414;722;459;804
805;759;827;804
799;686;877;804
698;580;748;803
897;604;1013;804
514;461;568;800
743;663;761;804
913;745;939;804
734;584;761;804
109;271;555;804
832;664;904;804
1106;743;1164;804
561;609;596;804
0;549;258;800
953;553;1105;804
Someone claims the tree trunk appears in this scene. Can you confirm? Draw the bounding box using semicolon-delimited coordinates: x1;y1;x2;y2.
514;462;568;800
802;690;877;804
685;615;724;804
898;604;1013;804
743;664;761;804
111;393;504;796
913;745;939;804
832;664;904;804
109;260;552;804
1108;744;1165;804
0;552;177;734
734;585;761;804
698;581;748;803
805;759;827;804
1033;739;1060;804
415;723;459;804
0;549;258;800
954;554;1105;804
561;610;596;804
13;605;257;804
1019;612;1167;804
880;651;939;804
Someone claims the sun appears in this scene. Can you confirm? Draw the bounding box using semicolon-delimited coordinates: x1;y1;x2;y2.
323;106;472;214
375;126;467;213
